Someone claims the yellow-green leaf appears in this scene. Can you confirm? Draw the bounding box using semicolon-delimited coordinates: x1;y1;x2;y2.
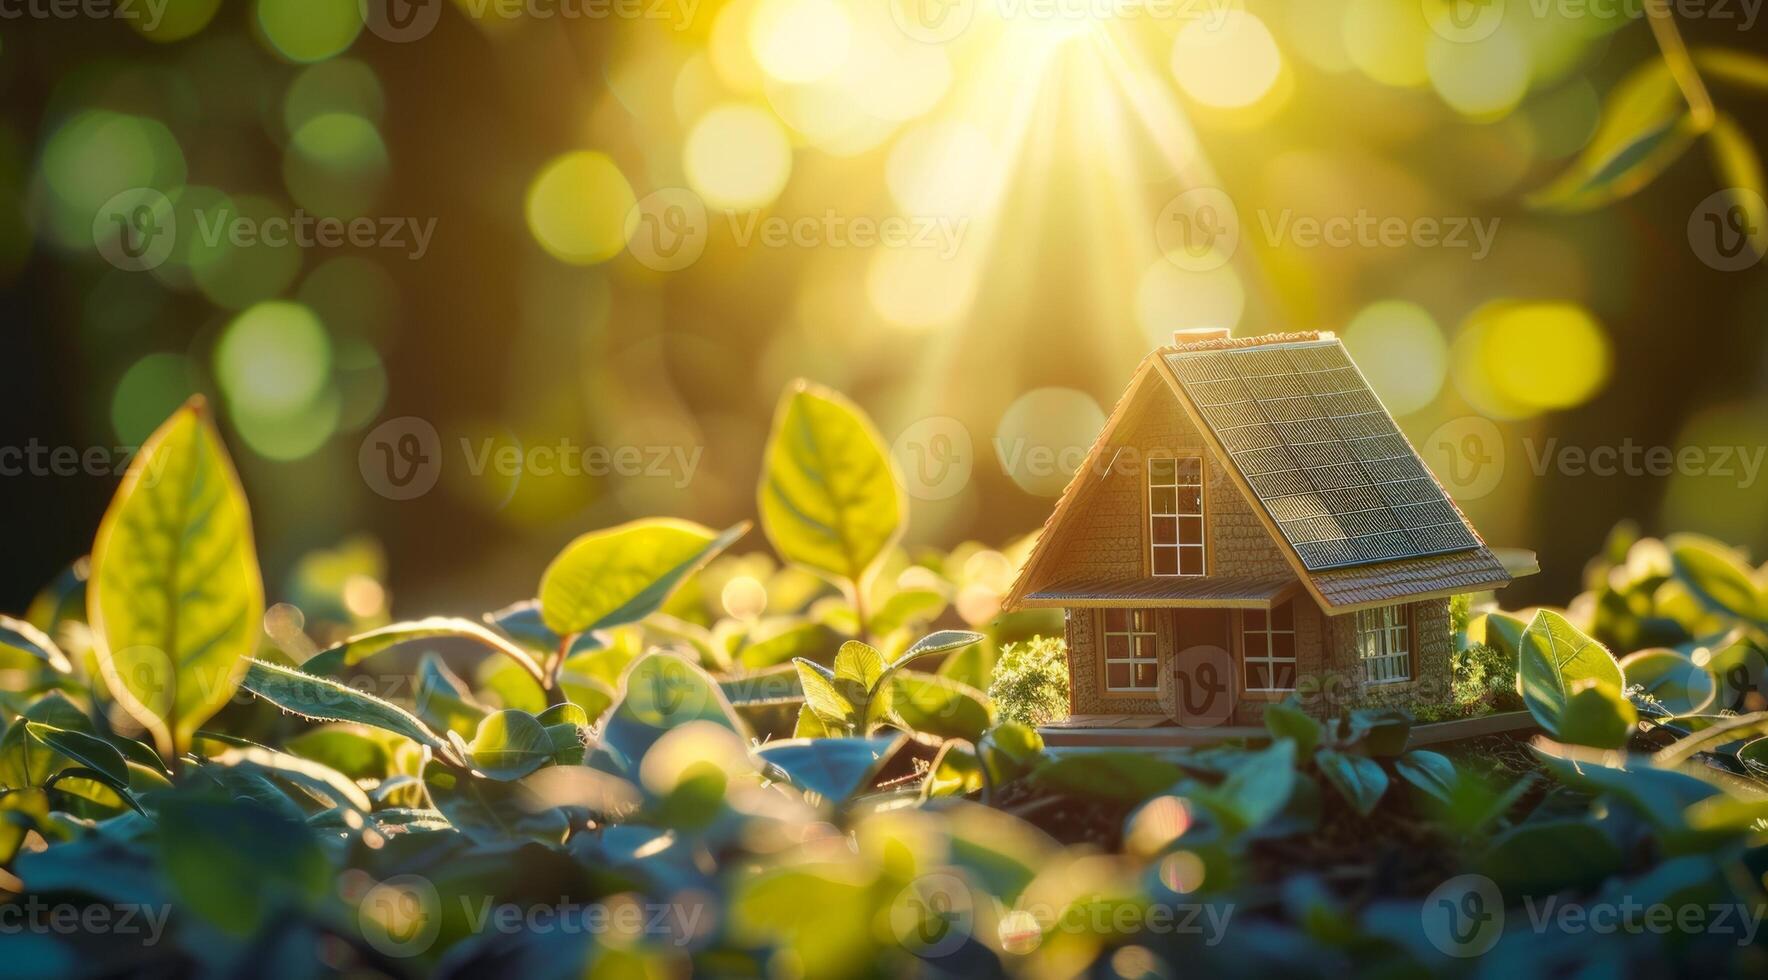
758;381;904;588
1518;610;1626;738
1695;47;1768;91
1703;114;1768;266
539;519;747;636
1528;58;1701;213
88;399;264;759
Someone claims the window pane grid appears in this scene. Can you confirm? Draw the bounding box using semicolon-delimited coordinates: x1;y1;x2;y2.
1242;601;1297;692
1357;606;1411;685
1149;457;1206;578
1104;609;1160;693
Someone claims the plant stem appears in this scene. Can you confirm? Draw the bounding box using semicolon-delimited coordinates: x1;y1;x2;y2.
1645;0;1716;130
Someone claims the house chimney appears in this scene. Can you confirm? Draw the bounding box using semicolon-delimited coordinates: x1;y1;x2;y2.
1171;327;1230;346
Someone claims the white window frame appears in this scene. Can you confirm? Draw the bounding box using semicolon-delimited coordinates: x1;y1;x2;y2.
1102;609;1160;694
1148;456;1205;578
1242;602;1297;693
1357;605;1412;685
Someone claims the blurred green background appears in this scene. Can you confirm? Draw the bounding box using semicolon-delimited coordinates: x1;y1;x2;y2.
2;0;1765;616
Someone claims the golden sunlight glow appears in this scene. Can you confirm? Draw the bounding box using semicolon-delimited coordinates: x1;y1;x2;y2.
886;121;996;217
1341;300;1446;417
867;247;976;330
1135;261;1245;346
1452;301;1611;419
1170;10;1283;109
749;0;853;84
684;104;792;209
995;388;1106;497
1427;30;1530;118
1343;0;1430;87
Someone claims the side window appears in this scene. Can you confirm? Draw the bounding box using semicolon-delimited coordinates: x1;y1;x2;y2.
1356;606;1412;684
1242;601;1296;692
1102;609;1159;693
1149;457;1204;577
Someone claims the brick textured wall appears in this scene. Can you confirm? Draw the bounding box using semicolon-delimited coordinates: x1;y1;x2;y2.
1319;597;1454;717
1041;377;1291;584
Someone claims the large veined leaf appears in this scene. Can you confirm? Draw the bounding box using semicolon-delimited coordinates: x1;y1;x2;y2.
88;399;264;758
301;616;544;683
885;671;992;741
756;736;901;802
0;692;94;788
23;723;129;792
1518;610;1626;738
414;652;490;738
758;381;904;587
1528;58;1701;212
1618;649;1716;716
157;795;331;936
422;759;570;845
1558;682;1639;749
792;659;854;732
539;520;747;637
238;658;455;760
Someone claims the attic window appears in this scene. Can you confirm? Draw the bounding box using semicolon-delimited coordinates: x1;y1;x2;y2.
1148;457;1204;577
1357;606;1412;685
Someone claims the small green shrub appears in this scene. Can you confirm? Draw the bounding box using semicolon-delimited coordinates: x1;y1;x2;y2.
1414;641;1524;722
988;636;1070;727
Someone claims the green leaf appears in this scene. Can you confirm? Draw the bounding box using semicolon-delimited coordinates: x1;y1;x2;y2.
157;795;331;936
1619;649;1716;715
88;399;264;759
538;519;747;636
758;381;904;587
1481;819;1624;897
1528;58;1700;212
238;658;455;760
1519;609;1626;739
468;709;553;780
599;652;745;773
301;616;544;684
924;740;983;798
1393;750;1457;805
1667;533;1767;624
285;724;399;781
869;589;947;636
1205;740;1297;832
415;652;491;738
421;759;569;845
0;614;71;674
1704;115;1768;265
1480;610;1529;664
737;620;835;670
895;629;987;666
1559;682;1639;749
24;723;129;791
1263;702;1321;757
936;640;995;692
205;743;374;814
793;658;854;732
1337;708;1412;757
0;692;94;788
1695;47;1768;91
1315;749;1388;817
757;736;901;802
886;671;992;741
833;639;886;718
792;705;832;738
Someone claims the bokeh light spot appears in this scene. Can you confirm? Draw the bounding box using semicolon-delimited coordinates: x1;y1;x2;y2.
750;0;852;84
1341;300;1447;416
257;0;362;64
995;388;1106;497
216;301;333;416
112;353;198;445
1452;301;1611;418
684;104;792;209
1170;11;1283;109
525;151;637;266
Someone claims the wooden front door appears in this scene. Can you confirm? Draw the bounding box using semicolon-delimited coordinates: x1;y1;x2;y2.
1166;609;1237;726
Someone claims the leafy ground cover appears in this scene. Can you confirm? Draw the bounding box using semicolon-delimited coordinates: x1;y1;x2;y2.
2;386;1767;977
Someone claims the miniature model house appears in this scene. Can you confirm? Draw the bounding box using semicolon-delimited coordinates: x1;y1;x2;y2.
1004;328;1518;727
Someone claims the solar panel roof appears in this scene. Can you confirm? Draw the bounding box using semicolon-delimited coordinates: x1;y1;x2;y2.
1163;340;1481;572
